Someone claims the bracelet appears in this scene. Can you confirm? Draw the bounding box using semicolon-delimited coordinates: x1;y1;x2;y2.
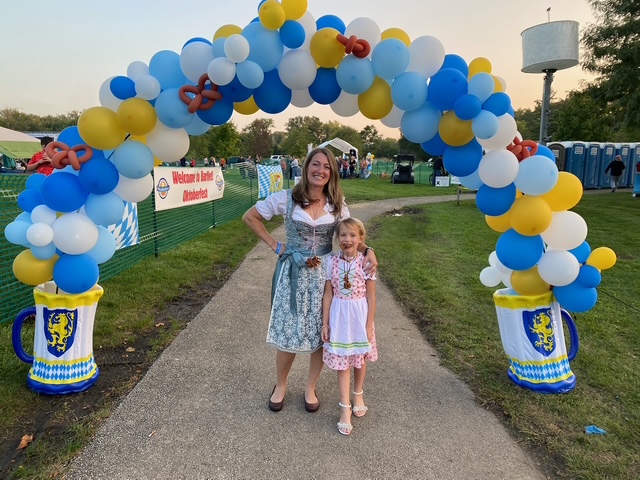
364;247;374;256
321;325;329;330
274;242;282;254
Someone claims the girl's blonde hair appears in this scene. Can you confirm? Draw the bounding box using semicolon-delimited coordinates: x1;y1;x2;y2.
292;147;344;217
336;217;366;242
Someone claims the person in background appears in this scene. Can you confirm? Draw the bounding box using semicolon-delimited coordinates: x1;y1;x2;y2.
605;155;625;192
242;147;377;414
432;156;444;185
26;136;54;175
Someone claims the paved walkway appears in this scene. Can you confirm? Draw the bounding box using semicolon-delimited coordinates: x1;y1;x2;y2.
66;195;546;480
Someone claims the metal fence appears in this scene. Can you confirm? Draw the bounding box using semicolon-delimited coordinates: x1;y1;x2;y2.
0;165;292;324
371;160;435;184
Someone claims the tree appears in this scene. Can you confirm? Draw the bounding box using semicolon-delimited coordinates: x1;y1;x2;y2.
374;138;399;159
206;123;241;159
398;134;429;161
550;87;614;141
514;104;542;142
360;125;381;154
0;108;79;132
582;0;640;132
281;116;328;157
240;119;274;157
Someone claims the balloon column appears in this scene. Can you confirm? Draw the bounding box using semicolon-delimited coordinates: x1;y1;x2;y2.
4;0;615;309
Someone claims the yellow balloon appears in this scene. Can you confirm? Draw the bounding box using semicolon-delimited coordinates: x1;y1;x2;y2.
469;57;492;78
13;250;58;286
381;28;411;46
509;196;552;236
310;28;345;68
129;134;147;144
282;0;307;20
485;213;511;233
358;77;393;120
493;75;506;93
234;96;260;115
213;24;243;40
438;111;474;146
78;107;127;150
587;247;617;270
117;98;157;136
539;171;583;212
511;267;551;296
259;0;286;30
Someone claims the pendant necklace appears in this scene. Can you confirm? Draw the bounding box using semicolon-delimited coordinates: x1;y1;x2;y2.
341;252;357;289
306;199;323;268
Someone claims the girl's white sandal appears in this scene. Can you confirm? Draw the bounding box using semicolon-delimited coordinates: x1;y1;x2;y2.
337;402;353;435
352;390;368;418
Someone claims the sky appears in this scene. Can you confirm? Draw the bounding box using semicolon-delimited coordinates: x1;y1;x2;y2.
0;0;597;139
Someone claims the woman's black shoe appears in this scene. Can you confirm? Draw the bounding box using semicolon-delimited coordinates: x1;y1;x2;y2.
268;386;284;412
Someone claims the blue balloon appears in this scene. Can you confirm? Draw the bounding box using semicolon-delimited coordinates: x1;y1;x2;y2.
569;241;591;264
183;37;211;48
110;76;137;100
236;60;264;89
553;283;598;313
53;253;100;294
196;98;234;125
84;192;126;226
458;169;484;190
154;88;194;128
336;56;375;95
149;50;189;90
391;72;427;111
441;54;469;77
40;172;89;213
475;183;517;216
4;220;31;246
443;139;483;177
576;265;602;288
78;154;120;194
57;126;84;148
420;133;448;156
219;76;253;102
17;189;43;213
483;92;511;116
468;72;494;102
400;102;440;143
308;68;340;105
371;39;410;80
111;140;155;179
453;94;482;120
86;226;117;264
16;212;32;223
211;38;226;58
243;22;284;72
30;243;57;260
279;20;305;49
316;15;346;33
536;144;556;161
472;110;499;139
495;229;544;271
25;173;47;190
184;114;212;136
427;68;468;111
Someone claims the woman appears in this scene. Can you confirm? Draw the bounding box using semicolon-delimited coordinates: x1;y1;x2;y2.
243;147;377;413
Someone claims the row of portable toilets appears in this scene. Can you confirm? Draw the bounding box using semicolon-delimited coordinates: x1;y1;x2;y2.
548;142;640;190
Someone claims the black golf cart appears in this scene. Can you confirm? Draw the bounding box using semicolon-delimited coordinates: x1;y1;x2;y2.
391;154;415;184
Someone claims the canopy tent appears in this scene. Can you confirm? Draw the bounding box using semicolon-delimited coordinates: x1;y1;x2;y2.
317;138;358;158
0;127;40;161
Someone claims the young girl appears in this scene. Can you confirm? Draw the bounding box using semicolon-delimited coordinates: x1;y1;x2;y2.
321;218;377;435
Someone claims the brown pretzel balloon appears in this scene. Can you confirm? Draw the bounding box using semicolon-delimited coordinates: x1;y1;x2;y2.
336;34;371;58
179;73;224;113
45;141;93;171
507;137;539;162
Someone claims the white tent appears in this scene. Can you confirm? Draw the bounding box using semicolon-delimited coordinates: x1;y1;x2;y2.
317;138;358;158
0;126;40;161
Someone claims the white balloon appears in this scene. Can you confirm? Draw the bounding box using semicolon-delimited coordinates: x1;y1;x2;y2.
537;250;580;286
345;17;381;53
489;250;511;273
297;11;317;51
330;91;359;117
478;149;519;188
30;205;57;226
380;105;403;128
52;213;99;255
207;57;236;87
127;61;150;81
114;174;154;203
291;89;314;108
501;269;513;288
406;36;445;78
541;211;588;250
99;76;122;111
278;50;317;90
146;121;190;162
180;41;214;83
479;266;502;287
477;114;518;151
224;34;250;63
135;74;161;100
26;223;54;247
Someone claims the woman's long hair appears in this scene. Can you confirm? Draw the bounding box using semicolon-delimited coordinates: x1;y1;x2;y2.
292;147;344;218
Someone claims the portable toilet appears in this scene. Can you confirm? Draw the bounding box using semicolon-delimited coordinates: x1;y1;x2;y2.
563;142;586;182
583;142;601;189
547;142;570;170
630;143;640;196
598;143;618;189
618;143;633;187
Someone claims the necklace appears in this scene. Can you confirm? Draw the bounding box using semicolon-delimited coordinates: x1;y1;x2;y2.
341;252;357;289
305;198;325;268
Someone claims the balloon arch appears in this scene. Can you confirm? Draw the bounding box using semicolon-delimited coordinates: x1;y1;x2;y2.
7;0;615;314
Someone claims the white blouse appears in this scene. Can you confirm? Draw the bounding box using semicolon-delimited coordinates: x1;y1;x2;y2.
255;190;350;225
